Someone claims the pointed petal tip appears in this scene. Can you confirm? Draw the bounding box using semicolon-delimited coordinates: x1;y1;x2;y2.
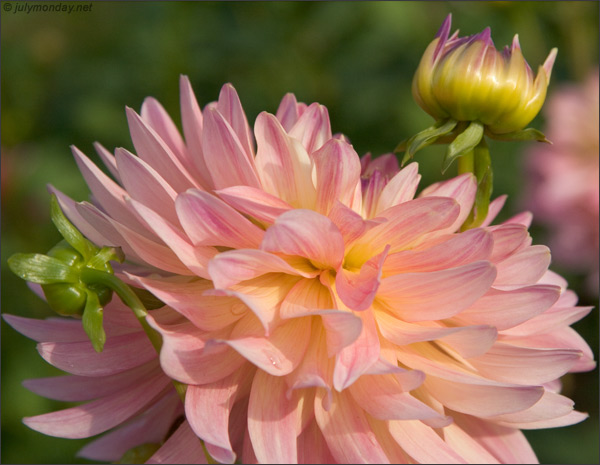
435;14;452;40
543;48;558;78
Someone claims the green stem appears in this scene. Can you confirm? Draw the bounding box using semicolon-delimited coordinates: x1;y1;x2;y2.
457;148;474;175
79;267;214;464
460;137;493;230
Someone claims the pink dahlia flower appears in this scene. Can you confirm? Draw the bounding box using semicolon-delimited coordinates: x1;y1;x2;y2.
39;78;594;463
525;69;600;294
2;287;211;463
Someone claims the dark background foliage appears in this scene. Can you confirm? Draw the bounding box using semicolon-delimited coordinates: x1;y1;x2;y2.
1;1;598;463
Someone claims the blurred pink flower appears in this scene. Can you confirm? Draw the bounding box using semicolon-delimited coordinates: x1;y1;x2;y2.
42;79;594;463
525;69;599;294
2;289;211;463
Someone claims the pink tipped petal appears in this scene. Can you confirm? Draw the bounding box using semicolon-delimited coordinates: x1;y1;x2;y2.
336;245;389;311
288;102;332;154
179;75;213;189
261;209;345;269
23;370;170;439
454;285;560;330
216;186;293;224
388;419;468;464
502;305;594;337
452;414;538;464
128;198;217;279
130;275;245;331
38;332;156;377
348;197;460;261
93;142;121;183
419;173;477;233
312;138;362;214
186;369;254;464
209;249;317;290
217;83;255;162
146;420;209;464
275;93;302;131
490;390;576;425
248;370;300;464
383;227;493;274
333;310;380;391
176;189;264;249
494;245;551;286
378;261;497;322
481;194;508;227
115;148;180;226
441;423;501;464
296;419;337;464
496;410;589;430
3;314;87;343
254;112;316;208
202;107;261;189
126;107;199;191
327;201;382;246
140;97;188;169
349;373;447;422
146;315;245;384
374;162;421;214
488;223;530;262
314;389;390;464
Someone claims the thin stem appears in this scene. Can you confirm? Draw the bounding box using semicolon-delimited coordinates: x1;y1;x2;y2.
460;137;493;230
457;148;474;175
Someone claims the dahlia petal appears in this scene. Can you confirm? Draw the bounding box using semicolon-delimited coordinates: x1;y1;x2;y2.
248;370;300;464
3;314;87;343
209;249;317;290
38;332;156;377
288;102;332;153
130;275;245;331
146;315;245;385
437;325;498;358
216;186;293;224
495;410;589;430
468;343;582;385
488;223;530;262
374;162;421;215
312;138;361;214
186;369;254;464
202;107;261;189
378;261;497;322
451;414;538;464
226;315;311;376
494;245;551;286
481;194;508;227
109;216;195;275
93;142;121;183
146;420;209;464
77;391;182;461
314;389;390;464
176;189;264;249
419;173;477;232
115;147;180;226
441;423;501;463
217;83;255;162
72;146;150;237
388;419;467;464
504;210;533;228
22;361;160;402
179;75;212;189
128;199;217;279
23;370;170;439
425;376;544;417
276;93;305;131
502;305;594;337
347;197;460;263
327;200;382;246
261;209;345;269
254;112;316;207
349;373;447;421
126;107;199;191
383;227;493;274
296;418;336;464
141;96;189;170
490;390;576;425
336;245;389;311
333;310;380;391
454;285;560;330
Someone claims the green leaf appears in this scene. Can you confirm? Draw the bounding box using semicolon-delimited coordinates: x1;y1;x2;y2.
442;121;484;173
82;290;106;353
8;253;79;284
485;127;551;143
398;118;458;166
50;194;98;261
87;246;124;272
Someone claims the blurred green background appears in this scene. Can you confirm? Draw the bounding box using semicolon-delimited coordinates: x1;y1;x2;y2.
1;1;598;463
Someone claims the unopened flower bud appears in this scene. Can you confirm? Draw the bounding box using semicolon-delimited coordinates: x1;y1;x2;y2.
413;14;557;135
